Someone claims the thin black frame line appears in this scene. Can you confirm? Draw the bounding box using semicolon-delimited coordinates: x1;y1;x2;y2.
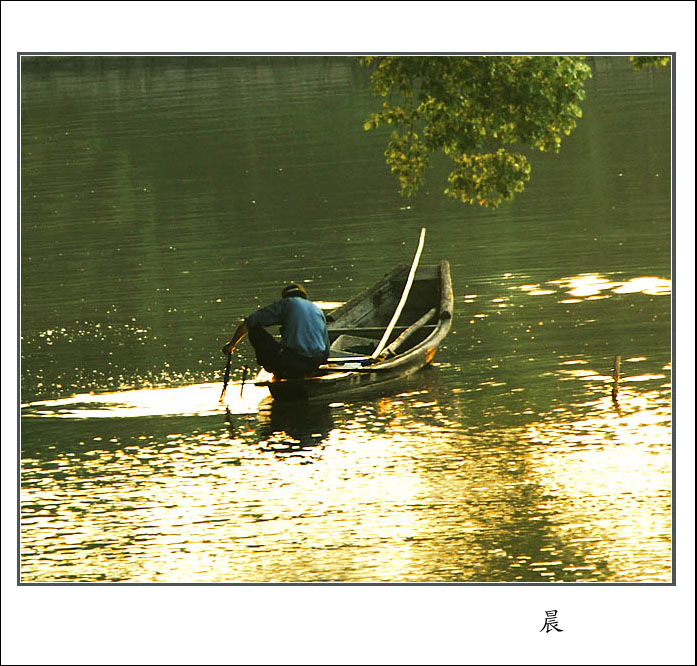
671;54;677;585
17;51;675;57
16;52;23;588
17;582;675;587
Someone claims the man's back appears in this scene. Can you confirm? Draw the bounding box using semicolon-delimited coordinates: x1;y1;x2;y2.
246;296;329;358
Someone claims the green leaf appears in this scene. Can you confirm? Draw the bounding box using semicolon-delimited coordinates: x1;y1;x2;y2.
360;55;592;208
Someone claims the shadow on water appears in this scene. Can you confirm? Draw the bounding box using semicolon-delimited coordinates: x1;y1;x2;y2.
224;366;456;458
20;366;453;462
226;398;335;457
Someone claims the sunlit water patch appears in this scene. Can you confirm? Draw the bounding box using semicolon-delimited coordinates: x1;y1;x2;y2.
504;273;672;301
20;367;672;583
519;388;672;582
22;381;266;419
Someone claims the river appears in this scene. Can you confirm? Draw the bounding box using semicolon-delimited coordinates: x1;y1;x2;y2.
20;55;672;583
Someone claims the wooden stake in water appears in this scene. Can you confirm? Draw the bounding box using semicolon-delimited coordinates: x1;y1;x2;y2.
612;355;621;407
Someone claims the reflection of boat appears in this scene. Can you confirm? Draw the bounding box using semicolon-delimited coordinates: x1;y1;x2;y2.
255;261;453;402
255;398;334;450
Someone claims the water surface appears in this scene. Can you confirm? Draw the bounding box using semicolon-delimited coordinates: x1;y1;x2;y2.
20;56;672;582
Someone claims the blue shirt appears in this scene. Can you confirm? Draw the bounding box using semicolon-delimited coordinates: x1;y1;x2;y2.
246;297;330;358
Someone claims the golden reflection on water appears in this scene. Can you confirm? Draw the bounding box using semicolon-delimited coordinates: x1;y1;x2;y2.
21;315;672;583
22;381;267;419
23;384;464;582
552;274;671;298
504;273;671;300
522;382;671;582
462;272;671;322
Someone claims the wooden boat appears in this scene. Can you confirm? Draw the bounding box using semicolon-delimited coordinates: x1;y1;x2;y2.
254;259;453;402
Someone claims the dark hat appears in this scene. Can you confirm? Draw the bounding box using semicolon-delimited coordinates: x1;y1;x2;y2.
281;283;308;299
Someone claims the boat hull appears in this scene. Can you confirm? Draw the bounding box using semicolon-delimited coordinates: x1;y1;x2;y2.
255;261;453;402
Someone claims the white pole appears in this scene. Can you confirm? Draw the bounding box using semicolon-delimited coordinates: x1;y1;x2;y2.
371;227;427;359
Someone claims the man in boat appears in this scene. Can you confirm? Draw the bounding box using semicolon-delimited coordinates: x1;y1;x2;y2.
222;283;330;379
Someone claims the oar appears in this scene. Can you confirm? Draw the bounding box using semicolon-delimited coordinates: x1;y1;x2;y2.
240;365;249;397
219;352;233;402
370;227;426;359
379;307;436;359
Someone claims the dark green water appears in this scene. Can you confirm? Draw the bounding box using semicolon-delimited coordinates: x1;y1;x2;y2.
20;56;672;583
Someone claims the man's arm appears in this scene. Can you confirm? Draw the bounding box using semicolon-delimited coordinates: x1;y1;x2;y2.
222;319;248;356
222;300;284;355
